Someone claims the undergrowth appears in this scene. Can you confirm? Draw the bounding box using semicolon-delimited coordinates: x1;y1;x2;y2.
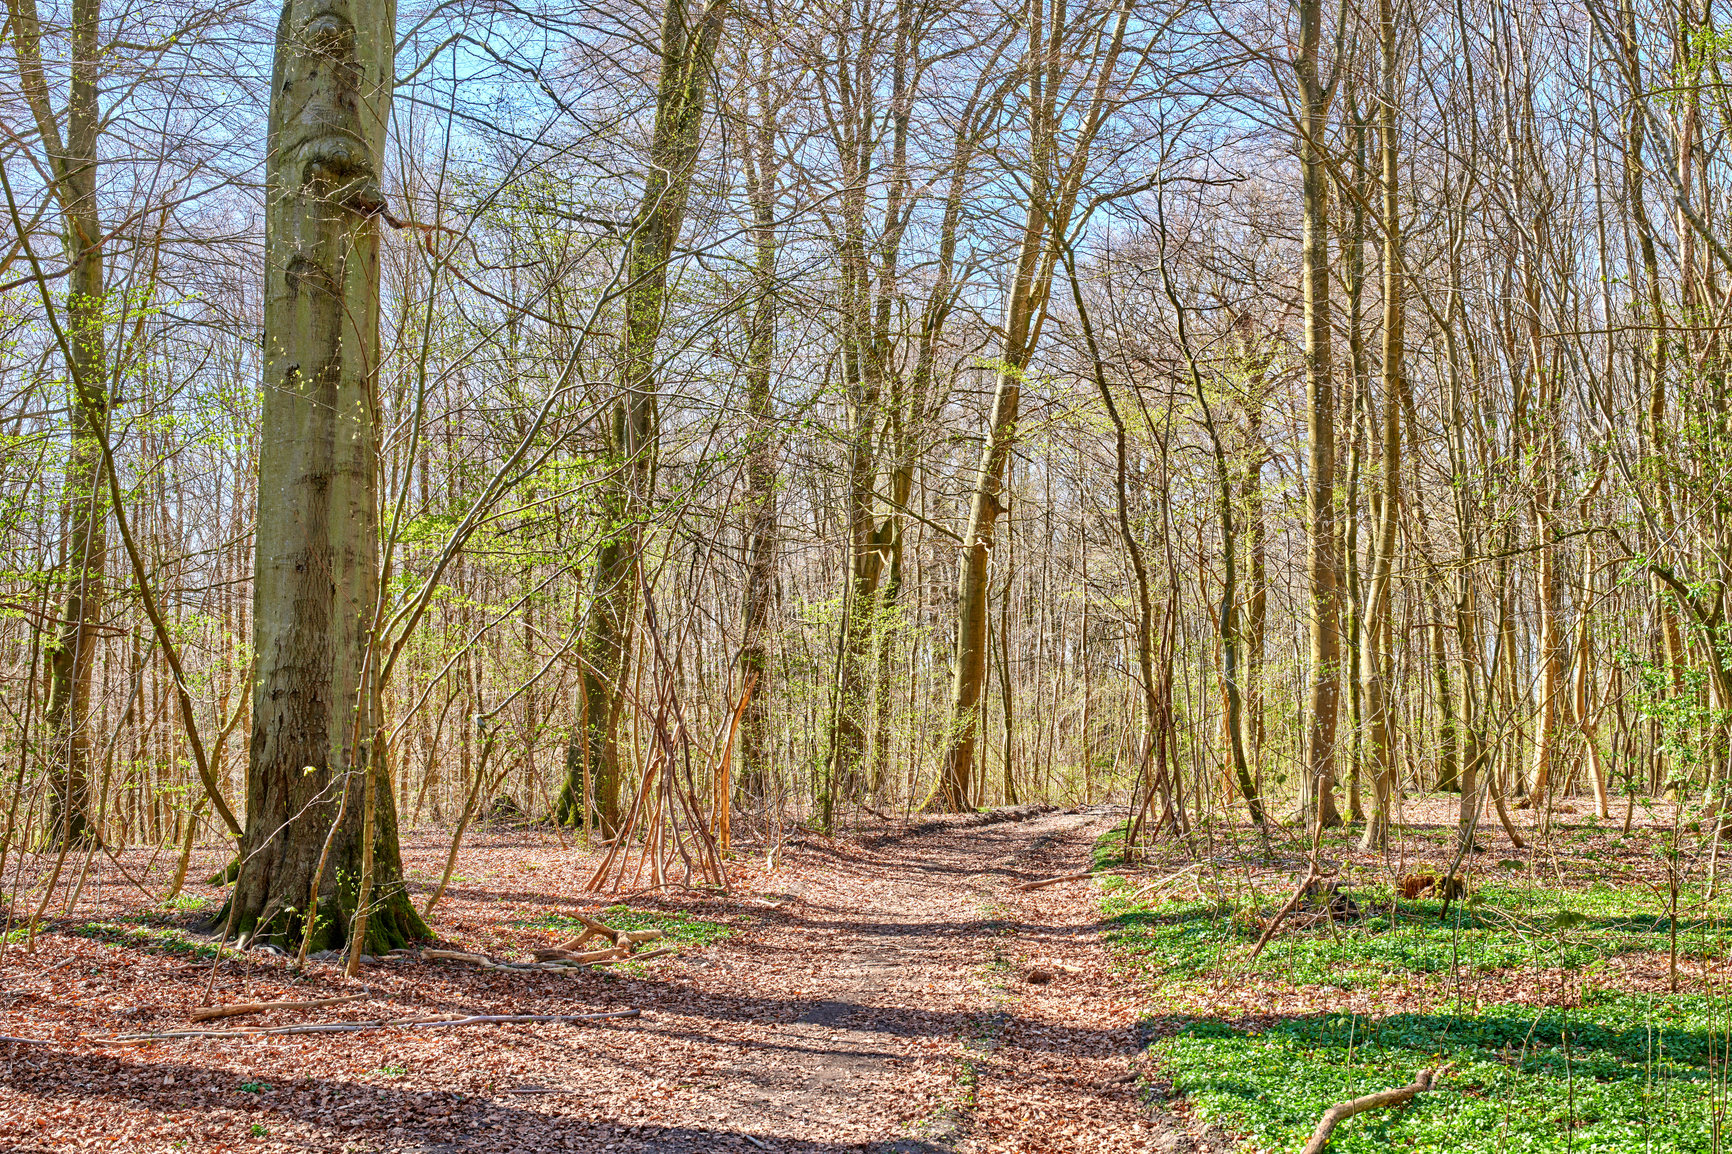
1092;821;1130;869
509;904;735;947
1103;881;1731;986
74;921;220;958
1153;992;1732;1152
1111;861;1732;1152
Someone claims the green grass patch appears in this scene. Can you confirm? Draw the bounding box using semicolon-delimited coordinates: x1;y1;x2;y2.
74;921;221;958
1103;881;1732;987
1154;993;1731;1152
159;894;212;913
1092;821;1130;869
509;904;734;947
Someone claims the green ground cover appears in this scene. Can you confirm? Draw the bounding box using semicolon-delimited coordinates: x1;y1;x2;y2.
1155;993;1731;1153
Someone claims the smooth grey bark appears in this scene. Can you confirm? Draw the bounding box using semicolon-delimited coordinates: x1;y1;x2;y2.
227;0;424;953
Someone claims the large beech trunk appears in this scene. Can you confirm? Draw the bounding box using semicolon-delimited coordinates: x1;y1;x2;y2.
225;0;424;953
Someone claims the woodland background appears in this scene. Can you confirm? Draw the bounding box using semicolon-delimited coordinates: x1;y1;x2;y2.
0;0;1726;881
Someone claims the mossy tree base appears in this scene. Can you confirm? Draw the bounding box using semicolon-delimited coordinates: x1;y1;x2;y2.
210;763;428;955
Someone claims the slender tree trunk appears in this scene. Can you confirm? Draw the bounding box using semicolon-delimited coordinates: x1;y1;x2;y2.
1360;0;1402;851
1296;0;1343;831
939;224;1042;809
557;0;728;833
12;0;108;848
737;61;781;800
938;0;1130;809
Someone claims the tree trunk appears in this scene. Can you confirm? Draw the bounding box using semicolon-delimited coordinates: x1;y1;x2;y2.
937;0;1130;809
1360;0;1402;852
1296;0;1343;831
938;229;1042;809
226;0;424;953
736;57;781;800
12;0;108;847
557;0;728;833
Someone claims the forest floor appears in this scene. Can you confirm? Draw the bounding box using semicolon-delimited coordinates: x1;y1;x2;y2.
0;804;1178;1153
1;798;1724;1153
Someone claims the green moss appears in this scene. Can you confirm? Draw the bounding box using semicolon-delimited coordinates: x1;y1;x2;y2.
1153;994;1731;1153
74;921;221;958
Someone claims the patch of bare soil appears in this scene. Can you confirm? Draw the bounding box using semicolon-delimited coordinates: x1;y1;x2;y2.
1;808;1175;1153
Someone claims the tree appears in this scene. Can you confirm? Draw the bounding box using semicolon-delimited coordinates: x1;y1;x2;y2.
1358;0;1403;851
937;0;1136;810
1292;0;1344;832
225;0;424;953
9;0;108;846
556;0;729;834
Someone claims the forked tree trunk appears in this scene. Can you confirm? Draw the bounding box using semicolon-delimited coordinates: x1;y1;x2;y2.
937;0;1131;810
226;0;425;953
938;225;1044;811
557;0;728;833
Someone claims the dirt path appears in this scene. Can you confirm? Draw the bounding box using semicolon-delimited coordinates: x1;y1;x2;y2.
653;805;1160;1153
2;807;1177;1154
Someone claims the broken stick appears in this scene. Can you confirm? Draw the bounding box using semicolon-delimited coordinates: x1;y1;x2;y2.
1301;1066;1447;1154
424;948;492;965
190;993;369;1023
536;946;630;964
554;915;665;952
593;946;675;965
97;1009;642;1044
1014;870;1096;891
1248;866;1324;962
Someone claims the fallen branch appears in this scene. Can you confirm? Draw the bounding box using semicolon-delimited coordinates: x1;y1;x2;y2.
554;914;665;951
1248;866;1324;962
190;993;369;1023
594;946;675;965
1014;865;1144;891
96;1009;641;1044
426;947;598;974
1123;862;1206;903
1015;869;1096;891
534;946;628;963
1302;1066;1448;1154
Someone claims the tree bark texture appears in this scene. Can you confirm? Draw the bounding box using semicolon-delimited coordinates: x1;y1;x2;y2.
232;0;424;953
